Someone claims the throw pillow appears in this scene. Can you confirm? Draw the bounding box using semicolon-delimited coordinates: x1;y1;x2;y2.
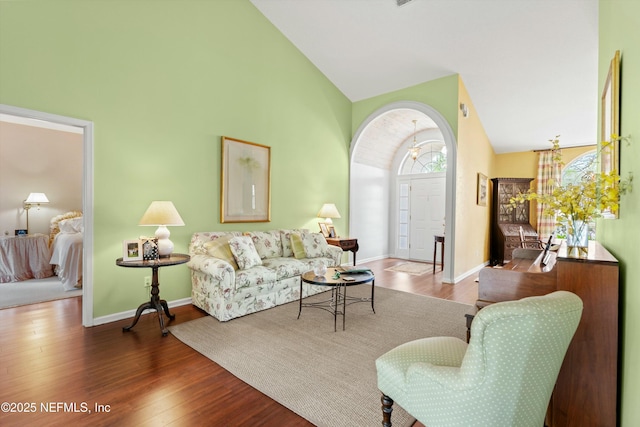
246;231;283;259
290;232;307;259
229;236;263;270
301;232;330;258
203;235;239;270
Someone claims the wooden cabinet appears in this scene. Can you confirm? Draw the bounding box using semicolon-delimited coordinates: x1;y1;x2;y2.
551;242;618;427
477;241;619;427
490;177;537;265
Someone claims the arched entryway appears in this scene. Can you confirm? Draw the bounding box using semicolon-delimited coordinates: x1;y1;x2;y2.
349;101;457;282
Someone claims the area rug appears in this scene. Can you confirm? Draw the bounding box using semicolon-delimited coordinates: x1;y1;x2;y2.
169;285;475;427
384;261;433;275
0;276;82;309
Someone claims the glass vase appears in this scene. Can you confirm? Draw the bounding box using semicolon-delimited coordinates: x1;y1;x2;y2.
566;219;589;257
313;260;327;278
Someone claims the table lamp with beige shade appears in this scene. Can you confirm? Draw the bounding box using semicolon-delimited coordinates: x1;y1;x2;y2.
317;203;341;237
139;201;185;257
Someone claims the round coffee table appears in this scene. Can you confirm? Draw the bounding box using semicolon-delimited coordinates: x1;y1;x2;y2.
298;267;375;331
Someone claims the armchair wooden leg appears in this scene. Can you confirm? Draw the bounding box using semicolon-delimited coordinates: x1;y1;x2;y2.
381;393;394;427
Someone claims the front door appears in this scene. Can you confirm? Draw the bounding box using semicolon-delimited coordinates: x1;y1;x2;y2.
409;175;446;261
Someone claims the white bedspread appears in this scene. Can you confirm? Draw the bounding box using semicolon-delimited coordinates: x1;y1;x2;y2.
50;232;83;291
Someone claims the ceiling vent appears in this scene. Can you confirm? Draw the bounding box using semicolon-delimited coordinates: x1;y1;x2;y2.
397;0;414;6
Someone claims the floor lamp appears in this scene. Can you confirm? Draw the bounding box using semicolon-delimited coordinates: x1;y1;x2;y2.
24;192;49;234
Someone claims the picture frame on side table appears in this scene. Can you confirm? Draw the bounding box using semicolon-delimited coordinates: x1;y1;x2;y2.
477;173;488;206
123;239;143;261
601;50;620;177
327;225;336;238
319;222;329;238
140;236;159;260
221;136;271;223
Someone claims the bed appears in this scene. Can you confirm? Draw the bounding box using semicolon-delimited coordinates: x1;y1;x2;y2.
49;211;83;291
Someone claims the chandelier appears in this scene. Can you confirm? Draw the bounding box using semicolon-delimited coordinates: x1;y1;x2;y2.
408;119;420;160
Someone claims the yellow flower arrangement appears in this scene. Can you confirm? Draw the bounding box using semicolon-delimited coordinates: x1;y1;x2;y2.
511;135;633;252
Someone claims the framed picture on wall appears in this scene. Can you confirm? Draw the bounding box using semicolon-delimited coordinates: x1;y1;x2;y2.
123;239;142;261
477;173;488;206
600;50;620;176
221;136;271;223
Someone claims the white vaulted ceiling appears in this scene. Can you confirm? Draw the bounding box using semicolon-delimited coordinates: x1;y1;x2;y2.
250;0;599;155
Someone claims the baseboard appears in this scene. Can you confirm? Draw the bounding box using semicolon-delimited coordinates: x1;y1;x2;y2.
453;261;488;283
92;297;193;326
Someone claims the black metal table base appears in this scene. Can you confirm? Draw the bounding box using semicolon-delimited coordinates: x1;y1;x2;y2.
298;277;375;331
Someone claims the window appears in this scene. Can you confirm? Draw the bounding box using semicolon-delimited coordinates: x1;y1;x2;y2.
400;141;447;175
562;151;597;185
557;150;598;239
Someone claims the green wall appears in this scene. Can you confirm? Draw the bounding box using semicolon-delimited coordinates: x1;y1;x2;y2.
0;0;352;317
351;76;459;137
599;1;640;425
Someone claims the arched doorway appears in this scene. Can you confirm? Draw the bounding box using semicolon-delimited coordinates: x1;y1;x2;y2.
349;101;457;282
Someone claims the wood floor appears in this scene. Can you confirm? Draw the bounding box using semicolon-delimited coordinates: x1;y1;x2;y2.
0;258;478;427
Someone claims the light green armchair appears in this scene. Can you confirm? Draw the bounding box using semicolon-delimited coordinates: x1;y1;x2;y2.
375;291;582;427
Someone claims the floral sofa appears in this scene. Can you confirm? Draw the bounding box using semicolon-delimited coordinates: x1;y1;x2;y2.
187;229;343;321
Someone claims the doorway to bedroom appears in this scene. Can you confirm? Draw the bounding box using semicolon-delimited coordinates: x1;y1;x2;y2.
0;107;91;322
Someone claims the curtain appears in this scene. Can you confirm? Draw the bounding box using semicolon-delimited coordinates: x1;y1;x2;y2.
536;150;561;241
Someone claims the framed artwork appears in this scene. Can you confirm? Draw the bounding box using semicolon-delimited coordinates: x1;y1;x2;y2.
221;136;271;223
319;222;330;238
477;173;488;206
123;239;142;261
327;225;336;238
600;50;620;175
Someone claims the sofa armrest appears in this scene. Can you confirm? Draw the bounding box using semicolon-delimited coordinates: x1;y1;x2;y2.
187;254;235;284
325;245;343;266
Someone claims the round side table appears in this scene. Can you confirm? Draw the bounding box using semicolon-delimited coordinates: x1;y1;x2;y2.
116;253;190;336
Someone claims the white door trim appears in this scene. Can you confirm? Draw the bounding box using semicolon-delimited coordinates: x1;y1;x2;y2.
1;104;94;326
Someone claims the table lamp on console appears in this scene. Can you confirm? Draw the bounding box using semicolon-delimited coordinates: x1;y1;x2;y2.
317;203;341;237
139;201;185;257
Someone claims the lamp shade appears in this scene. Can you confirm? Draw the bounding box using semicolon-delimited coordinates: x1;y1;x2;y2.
139;201;184;257
25;193;49;204
139;201;185;226
317;203;341;223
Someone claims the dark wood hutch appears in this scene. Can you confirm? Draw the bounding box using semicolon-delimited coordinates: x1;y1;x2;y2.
490;177;539;265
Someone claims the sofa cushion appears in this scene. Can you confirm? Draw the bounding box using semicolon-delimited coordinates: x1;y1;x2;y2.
302;232;330;258
261;257;310;280
289;231;330;259
203;235;239;270
246;231;283;259
229;236;263;270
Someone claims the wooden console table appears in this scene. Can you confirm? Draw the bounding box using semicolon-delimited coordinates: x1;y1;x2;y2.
326;237;359;266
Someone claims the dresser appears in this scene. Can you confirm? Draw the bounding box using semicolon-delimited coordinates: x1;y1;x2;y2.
490;177;537;265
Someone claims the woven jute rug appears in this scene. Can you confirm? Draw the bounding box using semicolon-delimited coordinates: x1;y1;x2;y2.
384;261;433;275
169;285;474;427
